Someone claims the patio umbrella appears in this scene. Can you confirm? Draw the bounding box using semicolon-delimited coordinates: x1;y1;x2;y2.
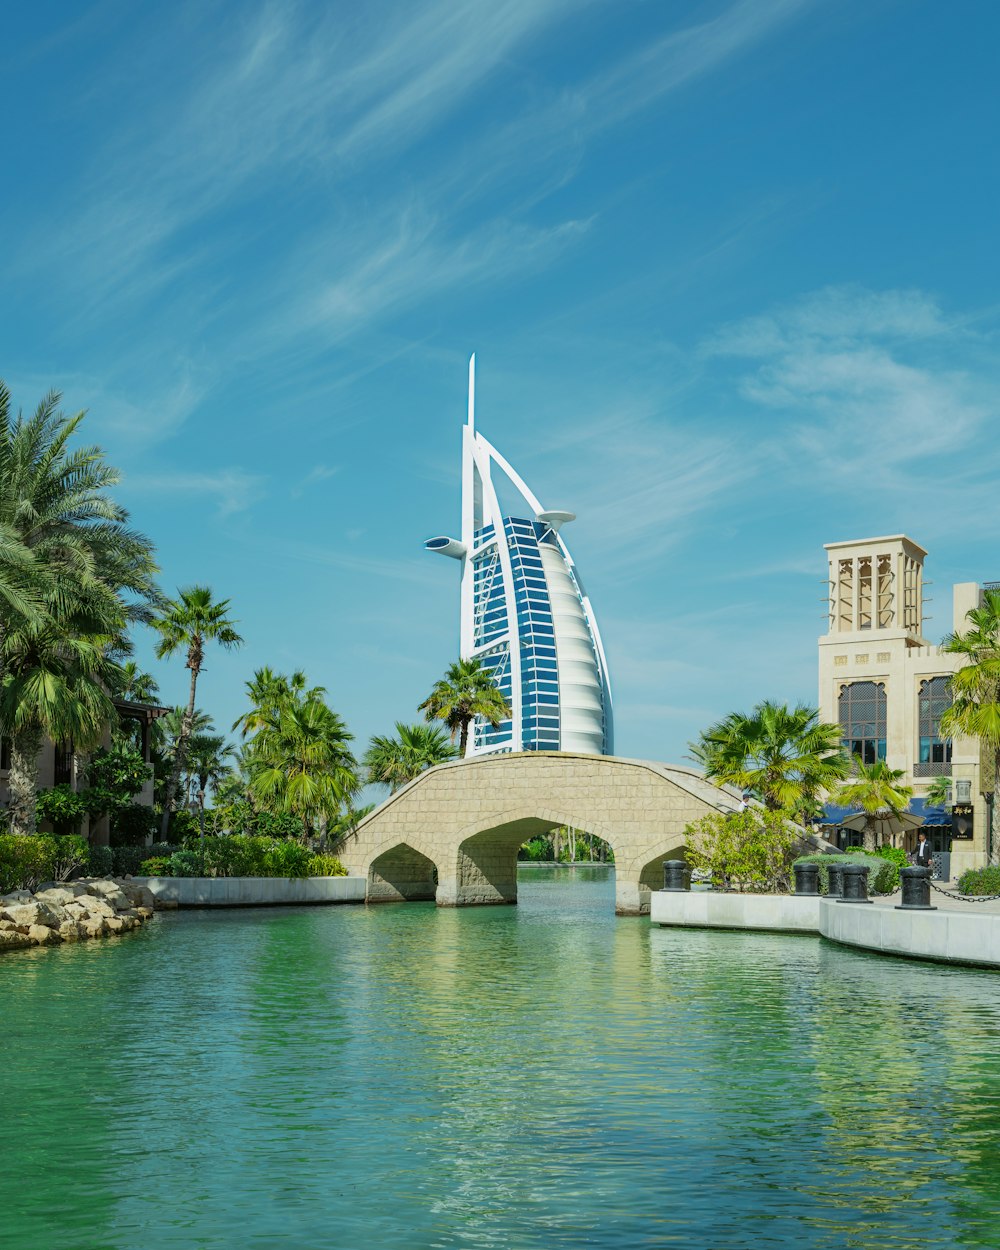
840;808;923;848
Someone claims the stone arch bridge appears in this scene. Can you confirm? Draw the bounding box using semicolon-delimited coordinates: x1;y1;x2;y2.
338;752;746;915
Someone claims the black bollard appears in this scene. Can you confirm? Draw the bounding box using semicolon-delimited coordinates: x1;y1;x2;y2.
793;862;820;896
662;860;690;892
838;863;872;904
896;865;936;910
826;863;845;899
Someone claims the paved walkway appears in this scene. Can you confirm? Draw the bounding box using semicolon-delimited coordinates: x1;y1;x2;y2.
872;882;1000;915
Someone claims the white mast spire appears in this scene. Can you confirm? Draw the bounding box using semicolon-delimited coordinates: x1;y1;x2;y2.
467;353;476;432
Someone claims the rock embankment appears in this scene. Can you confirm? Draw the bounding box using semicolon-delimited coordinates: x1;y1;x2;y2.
0;879;159;952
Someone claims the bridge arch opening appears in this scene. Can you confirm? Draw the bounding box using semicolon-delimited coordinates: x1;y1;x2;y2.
518;826;615;863
634;845;689;914
367;842;439;904
444;813;622;909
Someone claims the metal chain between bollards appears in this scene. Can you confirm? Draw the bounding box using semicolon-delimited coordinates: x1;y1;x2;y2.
927;879;1000;903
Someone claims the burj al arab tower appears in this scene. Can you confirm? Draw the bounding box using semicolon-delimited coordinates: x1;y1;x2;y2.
424;357;613;758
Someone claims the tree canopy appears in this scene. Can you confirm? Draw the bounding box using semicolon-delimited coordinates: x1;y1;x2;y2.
940;587;1000;861
695;700;849;818
419;657;512;754
364;722;457;791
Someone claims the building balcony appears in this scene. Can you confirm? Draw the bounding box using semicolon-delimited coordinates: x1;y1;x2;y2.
913;761;952;778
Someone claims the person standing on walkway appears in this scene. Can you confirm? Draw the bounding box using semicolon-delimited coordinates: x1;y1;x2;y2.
915;832;933;869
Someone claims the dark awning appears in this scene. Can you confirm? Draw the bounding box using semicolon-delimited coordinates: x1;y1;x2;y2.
816;798;952;828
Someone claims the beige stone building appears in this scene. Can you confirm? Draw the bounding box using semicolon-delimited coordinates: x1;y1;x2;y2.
0;700;166;842
818;534;993;875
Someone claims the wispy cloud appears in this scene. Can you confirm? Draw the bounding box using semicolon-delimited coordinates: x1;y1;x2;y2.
442;0;818;214
705;285;998;481
124;468;265;517
291;463;338;498
16;0;819;340
286;213;592;344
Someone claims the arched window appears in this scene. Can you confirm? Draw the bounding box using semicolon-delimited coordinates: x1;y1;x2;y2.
917;676;952;774
838;681;887;764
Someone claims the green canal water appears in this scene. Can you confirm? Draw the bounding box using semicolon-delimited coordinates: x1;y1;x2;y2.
3;865;1000;1249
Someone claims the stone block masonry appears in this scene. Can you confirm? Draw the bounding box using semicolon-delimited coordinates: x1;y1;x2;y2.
336;752;823;915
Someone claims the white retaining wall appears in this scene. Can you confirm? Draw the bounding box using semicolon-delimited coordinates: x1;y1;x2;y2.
820;899;1000;967
140;875;367;907
650;891;822;933
650;891;1000;969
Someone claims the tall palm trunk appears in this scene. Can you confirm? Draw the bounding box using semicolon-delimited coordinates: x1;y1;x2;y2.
161;662;200;836
197;786;207;872
9;728;43;837
863;821;877;853
459;718;470;755
992;753;1000;866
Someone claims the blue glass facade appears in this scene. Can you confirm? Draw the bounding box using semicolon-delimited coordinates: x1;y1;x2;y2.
472;517;565;753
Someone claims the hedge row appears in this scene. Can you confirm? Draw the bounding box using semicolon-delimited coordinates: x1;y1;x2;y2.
0;834;344;891
0;835;164;893
139;836;346;880
957;865;1000;896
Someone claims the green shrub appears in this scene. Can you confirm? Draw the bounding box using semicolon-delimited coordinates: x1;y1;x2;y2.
0;833;95;891
262;839;313;878
36;785;89;836
159;836;316;879
208;801;302;839
957;865;1000;896
111;842;176;876
518;837;553;861
0;834;56;892
685;809;798;893
109;803;160;847
845;845;906;892
200;836;267;877
50;835;91;882
166;848;203;877
138;856;172;876
87;845;114;879
169;810;200;843
307;854;347;877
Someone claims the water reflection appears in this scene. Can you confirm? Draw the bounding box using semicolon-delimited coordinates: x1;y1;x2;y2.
1;868;998;1248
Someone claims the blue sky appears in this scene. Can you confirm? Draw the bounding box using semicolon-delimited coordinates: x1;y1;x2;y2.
2;0;999;764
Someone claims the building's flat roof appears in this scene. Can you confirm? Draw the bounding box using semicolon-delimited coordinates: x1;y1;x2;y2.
824;534;928;556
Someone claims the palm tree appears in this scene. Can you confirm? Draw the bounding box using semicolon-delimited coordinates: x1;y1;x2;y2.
157;705;214;754
113;660;160;704
154;587;242;834
232;667;313;739
0;385;159;832
246;691;359;840
364;722;458;791
0;384;158;631
325;803;375;850
419;658;512;755
697;700;850;816
684;737;721;773
184;732;236;852
940;587;1000;862
0;609;121;835
835;757;913;852
924;775;953;809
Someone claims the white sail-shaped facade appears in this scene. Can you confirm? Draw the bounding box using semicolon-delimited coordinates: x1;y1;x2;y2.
424;357;613;757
